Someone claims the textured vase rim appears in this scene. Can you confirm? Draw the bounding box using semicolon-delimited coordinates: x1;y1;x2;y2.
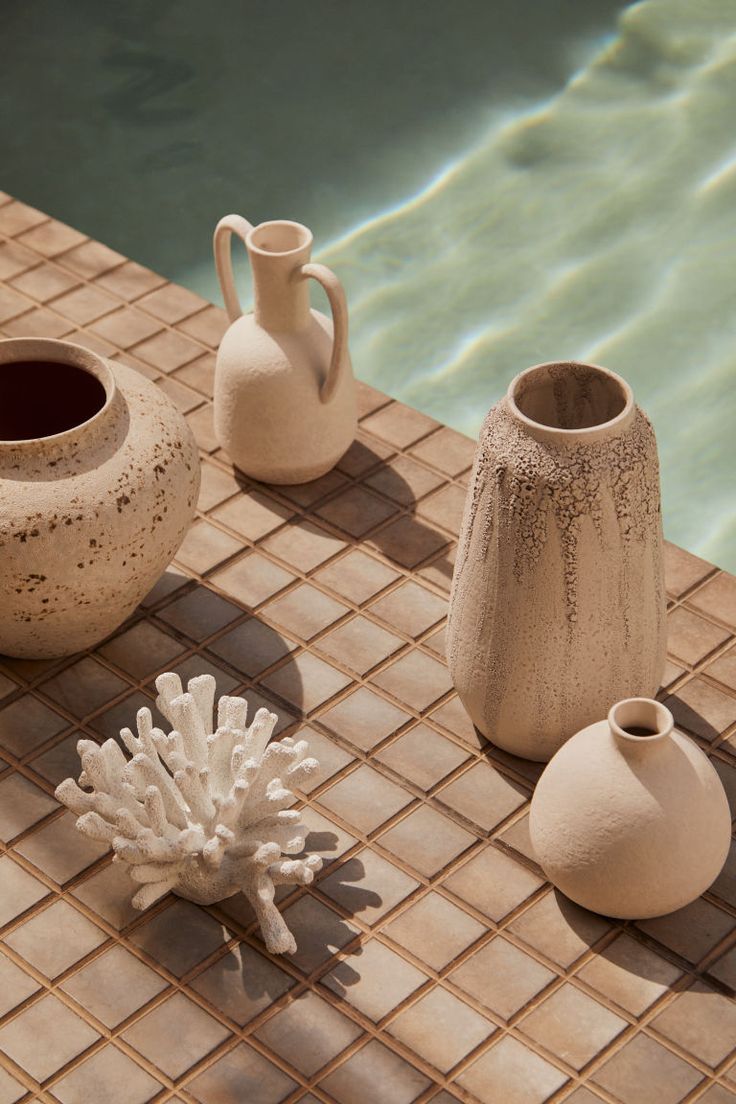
608;697;673;746
247;219;313;258
0;337;116;451
506;360;635;444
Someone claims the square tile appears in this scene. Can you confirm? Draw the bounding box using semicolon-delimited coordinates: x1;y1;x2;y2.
319;848;420;926
211;551;295;608
318;1038;430;1104
708;646;736;693
187;1042;296;1104
318;686;410;751
389;986;493;1072
15;811;109;884
121;991;230;1080
0;952;40;1017
664;542;714;598
165;654;241;698
365;454;445;505
373;649;453;713
293;726;354;792
651;981;736;1067
437;761;527;833
444;845;543;923
175;518;242;575
410;427;476;477
378;805;476;878
1;303;73;339
260;652;352;713
689;572;736;630
457;1035;568;1104
450;936;555;1020
281;895;359;975
10;262;79;302
375;724;469;791
57;239;125;279
98;620;186;680
299;806;359;863
89;690;154;741
129;899;226;977
429;694;481;747
577;933;682;1016
318;764;413;835
187;404;218;452
196;462;240;512
336;433;394;478
0;284;31;325
709;944;736;989
4;899;105;978
0;856;50;927
70;862;139;930
42;656;129;719
313;549;400;604
16;219;86;256
0;993;99;1082
315;615;404;676
255;989;363;1076
262;521;346;573
519;983;626;1070
95;260;165;301
52;284;118;324
0;773;58;841
190;942;295;1026
362;403;439;449
321;938;428;1021
178;303;229;346
369;580;447;639
264;583;349;640
29;733;84;789
0;200;47;236
667;607;730;667
156;374;203;413
132;328;203;372
665;677;736;743
158;585;241;640
0;1065;24;1104
0;693;68;756
637;898;735;964
416;483;467;535
139;282;207;323
384;891;485;971
508;890;612;968
0;239;38;280
317;485;398;538
211;490;293;543
61;944;167;1027
369;515;450;570
592;1033;703;1104
207;616;297;677
50;1045;163;1104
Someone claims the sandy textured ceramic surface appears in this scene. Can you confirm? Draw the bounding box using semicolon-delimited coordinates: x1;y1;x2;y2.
213;216;357;483
0;195;735;1104
56;671;322;953
0;337;199;658
530;697;732;918
448;361;667;761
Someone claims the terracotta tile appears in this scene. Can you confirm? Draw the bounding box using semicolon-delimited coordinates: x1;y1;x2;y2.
0;285;32;324
508;890;611;968
637;897;735;964
373;649;453;712
15;810;109;884
0;953;40;1017
662;658;687;689
175;518;242;575
417;549;456;593
89;689;154;741
317;484;399;537
187;404;219;452
70;861;140;930
158;585;241;641
319;1038;431;1104
2;304;73;338
707;646;736;694
260;651;351;713
16;219;86;257
89;305;162;348
139;282;208;323
211;551;295;608
665;541;715;598
456;1035;568;1104
0;773;58;841
10;261;79;302
187;1042;296;1104
336;432;394;478
133;328;204;372
64;326;117;356
294;726;354;792
281;895;359;974
379;805;476;878
269;474;345;516
212;489;293;542
0;1067;24;1104
369;515;450;569
356;381;389;418
369;580;446;640
713;757;736;814
5;899;105;978
197;462;240;512
365;454;445;506
451;935;554;1020
392;985;494;1073
255;989;363;1076
497;814;538;866
710;944;736;989
319;848;420;926
207;617;297;678
178;303;230;347
245;688;298;736
384;890;485;970
316;615;404;675
299;805;359;864
129;899;227;977
577;932;682;1016
313;549;400;605
688;573;736;630
190;942;295;1025
0;993;99;1082
0;693;68;756
164;654;240;698
50;1045;163;1104
322;938;428;1020
665;677;736;743
0;855;49;927
51;283;119;324
122;991;231;1080
697;1088;736;1104
261;519;346;573
375;723;469;791
592;1033;703;1104
318;764;413;834
415;483;467;536
42;656;129;718
0;200;47;236
651;981;736;1067
667;607;730;666
362;402;439;449
95;260;165;300
430;695;483;747
61;944;167;1027
437;761;527;833
175;350;216;396
264;583;349;641
410;426;476;477
520;982;626;1070
57;239;126;278
0;239;38;280
444;845;543;923
156;373;203;413
709;840;736;908
99;620;187;680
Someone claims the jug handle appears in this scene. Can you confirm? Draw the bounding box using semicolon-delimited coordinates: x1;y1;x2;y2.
213;214;254;322
300;262;349;403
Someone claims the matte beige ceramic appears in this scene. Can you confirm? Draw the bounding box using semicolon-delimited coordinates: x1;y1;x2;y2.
529;698;731;918
213;215;357;484
0;338;200;658
447;360;666;761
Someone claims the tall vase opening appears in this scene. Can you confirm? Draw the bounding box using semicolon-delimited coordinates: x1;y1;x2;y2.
609;697;673;744
248;220;312;256
508;361;633;438
0;339;113;444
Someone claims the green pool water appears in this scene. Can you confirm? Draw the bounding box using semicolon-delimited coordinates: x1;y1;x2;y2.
2;0;735;569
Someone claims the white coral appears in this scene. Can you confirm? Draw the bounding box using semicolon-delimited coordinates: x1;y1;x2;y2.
55;671;321;954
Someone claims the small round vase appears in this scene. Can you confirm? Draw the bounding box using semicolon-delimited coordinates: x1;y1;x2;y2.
529;698;731;919
0;338;200;658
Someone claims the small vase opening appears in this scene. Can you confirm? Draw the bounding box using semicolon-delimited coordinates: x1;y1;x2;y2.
507;361;634;443
608;697;673;745
248;220;312;256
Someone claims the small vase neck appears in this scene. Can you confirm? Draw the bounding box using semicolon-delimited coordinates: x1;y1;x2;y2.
506;360;636;446
247;220;313;332
608;697;673;757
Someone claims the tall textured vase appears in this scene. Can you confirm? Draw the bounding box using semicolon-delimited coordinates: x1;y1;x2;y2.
447;361;666;761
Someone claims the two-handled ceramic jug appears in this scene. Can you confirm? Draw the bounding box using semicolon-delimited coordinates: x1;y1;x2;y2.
213;215;357;484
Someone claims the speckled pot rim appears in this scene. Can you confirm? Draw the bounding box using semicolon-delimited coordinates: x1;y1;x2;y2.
506;360;635;445
608;697;673;746
0;337;116;451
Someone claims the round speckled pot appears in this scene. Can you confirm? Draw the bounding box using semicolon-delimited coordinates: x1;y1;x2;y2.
447;361;666;761
0;338;200;658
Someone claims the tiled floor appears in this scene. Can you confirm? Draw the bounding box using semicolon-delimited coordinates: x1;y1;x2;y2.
0;191;735;1104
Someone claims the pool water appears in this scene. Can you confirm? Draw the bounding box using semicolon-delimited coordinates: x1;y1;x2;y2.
2;0;735;568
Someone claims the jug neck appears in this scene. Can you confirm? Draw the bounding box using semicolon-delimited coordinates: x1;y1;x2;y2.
608;697;673;758
247;220;313;332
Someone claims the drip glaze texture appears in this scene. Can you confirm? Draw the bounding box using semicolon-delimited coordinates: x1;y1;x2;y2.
447;361;666;761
